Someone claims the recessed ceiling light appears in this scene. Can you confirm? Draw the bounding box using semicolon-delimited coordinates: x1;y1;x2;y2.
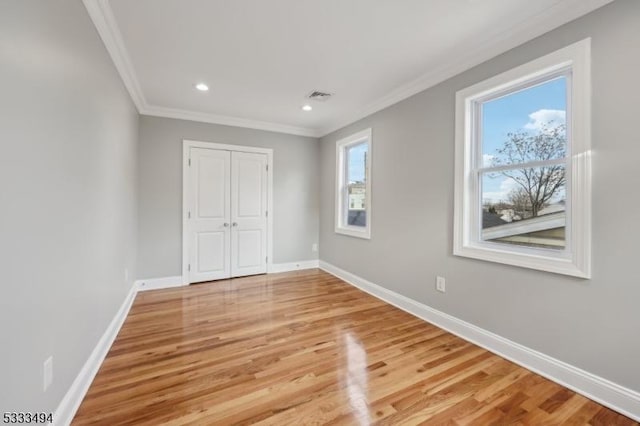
195;83;209;92
302;104;312;112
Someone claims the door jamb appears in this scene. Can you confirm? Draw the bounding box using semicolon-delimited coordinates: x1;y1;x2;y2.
182;139;274;285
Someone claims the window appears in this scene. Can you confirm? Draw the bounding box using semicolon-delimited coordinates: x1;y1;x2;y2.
454;39;591;278
336;129;372;239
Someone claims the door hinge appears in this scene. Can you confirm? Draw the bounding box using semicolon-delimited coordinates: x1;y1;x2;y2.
188;264;191;272
266;164;269;172
265;210;268;217
188;158;191;166
188;211;191;219
265;256;268;263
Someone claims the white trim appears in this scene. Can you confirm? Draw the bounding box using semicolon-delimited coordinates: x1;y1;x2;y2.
82;0;147;111
83;0;612;139
52;283;138;426
318;260;640;422
52;260;331;425
335;129;372;240
135;276;185;292
82;0;319;138
141;107;320;138
268;260;319;274
454;39;592;278
316;1;611;136
52;261;640;424
182;142;191;285
182;140;274;284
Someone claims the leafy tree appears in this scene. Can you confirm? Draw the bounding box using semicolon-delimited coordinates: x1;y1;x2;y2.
493;122;566;217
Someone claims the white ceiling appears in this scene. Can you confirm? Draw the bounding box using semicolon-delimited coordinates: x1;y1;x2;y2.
85;0;612;137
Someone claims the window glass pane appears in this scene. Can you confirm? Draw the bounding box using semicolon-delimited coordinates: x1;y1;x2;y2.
481;165;566;250
481;76;567;168
346;142;368;227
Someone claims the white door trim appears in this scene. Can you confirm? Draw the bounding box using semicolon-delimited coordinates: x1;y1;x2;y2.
182;139;274;284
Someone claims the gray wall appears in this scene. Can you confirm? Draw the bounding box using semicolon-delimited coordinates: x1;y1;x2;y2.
0;0;138;414
319;0;640;392
137;116;319;279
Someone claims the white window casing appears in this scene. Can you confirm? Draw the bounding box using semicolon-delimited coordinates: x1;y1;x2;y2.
453;39;591;278
335;128;372;239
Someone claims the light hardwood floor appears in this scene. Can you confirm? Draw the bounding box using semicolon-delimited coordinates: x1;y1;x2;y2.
73;269;637;425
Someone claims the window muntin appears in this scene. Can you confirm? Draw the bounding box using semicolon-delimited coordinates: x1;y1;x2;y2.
454;39;591;278
335;129;371;239
345;142;368;227
476;75;569;253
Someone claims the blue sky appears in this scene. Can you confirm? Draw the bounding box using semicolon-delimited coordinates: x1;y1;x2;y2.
345;78;567;196
348;142;368;182
482;77;567;203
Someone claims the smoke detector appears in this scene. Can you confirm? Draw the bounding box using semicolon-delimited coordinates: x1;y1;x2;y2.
306;90;333;102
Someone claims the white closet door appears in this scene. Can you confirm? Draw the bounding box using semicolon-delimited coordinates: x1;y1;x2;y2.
188;148;231;282
231;151;268;277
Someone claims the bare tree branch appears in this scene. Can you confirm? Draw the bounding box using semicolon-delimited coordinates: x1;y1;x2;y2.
493;122;566;217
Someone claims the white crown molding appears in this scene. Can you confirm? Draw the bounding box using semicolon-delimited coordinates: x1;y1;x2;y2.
83;0;147;111
141;105;322;138
317;0;614;137
319;260;640;422
85;0;613;139
82;0;321;138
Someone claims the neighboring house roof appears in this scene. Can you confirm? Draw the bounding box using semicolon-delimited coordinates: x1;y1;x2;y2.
483;212;508;229
538;202;566;216
482;211;566;240
347;210;366;227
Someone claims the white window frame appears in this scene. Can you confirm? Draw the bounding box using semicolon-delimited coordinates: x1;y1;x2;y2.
335;128;372;239
454;39;591;278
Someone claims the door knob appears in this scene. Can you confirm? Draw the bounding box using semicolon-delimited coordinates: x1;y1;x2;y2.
223;223;229;227
232;222;238;227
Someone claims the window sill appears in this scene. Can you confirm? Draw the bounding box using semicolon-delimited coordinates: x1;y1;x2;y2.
335;226;371;240
453;243;590;278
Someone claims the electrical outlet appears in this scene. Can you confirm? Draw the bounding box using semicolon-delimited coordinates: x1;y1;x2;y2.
43;356;53;392
436;276;446;293
312;243;318;252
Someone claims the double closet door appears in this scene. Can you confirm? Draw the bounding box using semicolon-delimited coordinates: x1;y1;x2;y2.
187;147;268;283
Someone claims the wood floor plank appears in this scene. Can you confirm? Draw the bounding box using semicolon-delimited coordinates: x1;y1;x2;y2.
72;269;637;425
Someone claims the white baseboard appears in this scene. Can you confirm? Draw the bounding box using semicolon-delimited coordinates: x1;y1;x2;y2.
135;275;185;291
53;275;183;425
53;283;138;426
137;264;321;291
51;264;320;424
56;261;638;424
268;259;319;274
319;260;640;422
